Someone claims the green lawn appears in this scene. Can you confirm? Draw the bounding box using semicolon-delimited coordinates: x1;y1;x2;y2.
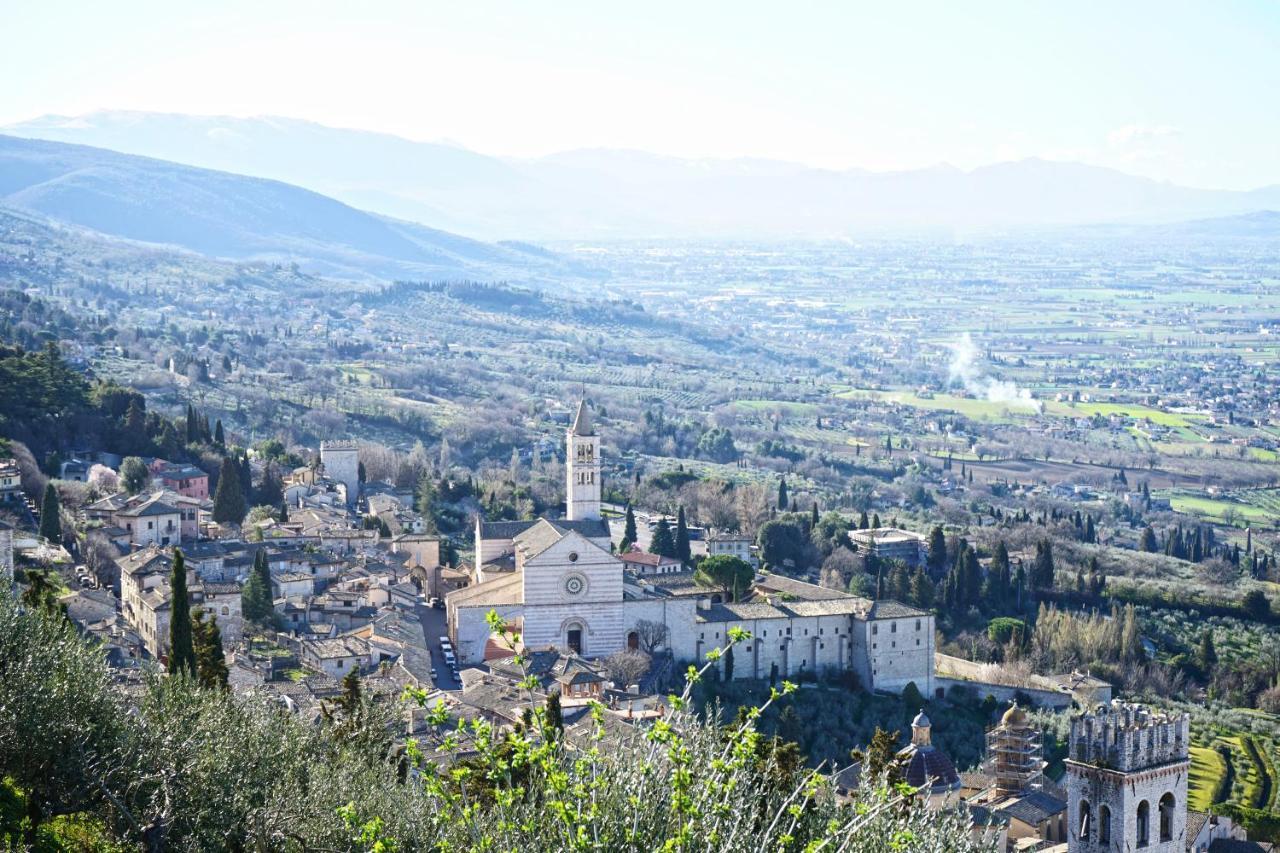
1189;745;1228;811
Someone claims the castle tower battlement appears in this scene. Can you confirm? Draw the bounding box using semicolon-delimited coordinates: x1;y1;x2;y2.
1068;701;1189;772
1065;702;1190;852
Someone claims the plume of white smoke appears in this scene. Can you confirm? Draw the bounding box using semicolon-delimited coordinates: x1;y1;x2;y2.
947;333;1042;413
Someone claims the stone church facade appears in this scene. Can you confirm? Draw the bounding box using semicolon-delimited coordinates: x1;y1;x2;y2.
447;400;934;695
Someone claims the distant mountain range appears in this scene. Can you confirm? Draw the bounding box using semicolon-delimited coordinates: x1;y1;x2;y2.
0;133;587;282
6;111;1280;241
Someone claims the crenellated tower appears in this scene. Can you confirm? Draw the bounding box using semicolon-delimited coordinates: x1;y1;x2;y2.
1065;701;1189;852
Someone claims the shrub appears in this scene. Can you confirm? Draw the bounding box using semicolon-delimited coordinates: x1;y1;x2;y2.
0;595;995;851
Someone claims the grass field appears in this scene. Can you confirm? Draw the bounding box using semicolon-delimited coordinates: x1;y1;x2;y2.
834;389;1032;422
834;387;1205;429
1041;400;1203;428
1166;490;1279;527
1189;745;1228;811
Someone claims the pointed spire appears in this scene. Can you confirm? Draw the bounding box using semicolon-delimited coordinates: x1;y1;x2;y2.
571;399;595;436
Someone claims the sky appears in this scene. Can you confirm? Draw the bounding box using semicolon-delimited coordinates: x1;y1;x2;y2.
4;1;1278;189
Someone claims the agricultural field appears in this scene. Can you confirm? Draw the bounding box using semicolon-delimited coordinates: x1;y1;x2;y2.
1165;489;1280;528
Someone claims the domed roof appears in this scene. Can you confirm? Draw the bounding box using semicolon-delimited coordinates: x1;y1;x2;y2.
912;711;931;729
1001;704;1028;727
898;742;960;794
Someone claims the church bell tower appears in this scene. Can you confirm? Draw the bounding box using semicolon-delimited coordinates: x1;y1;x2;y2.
566;399;601;521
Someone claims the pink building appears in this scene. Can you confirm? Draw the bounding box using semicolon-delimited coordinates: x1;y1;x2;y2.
154;463;210;499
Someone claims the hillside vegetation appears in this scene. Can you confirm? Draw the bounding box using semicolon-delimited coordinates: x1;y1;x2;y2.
0;595;990;852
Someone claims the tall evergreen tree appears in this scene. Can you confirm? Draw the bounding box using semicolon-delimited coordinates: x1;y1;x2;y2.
545;691;564;735
777;478;789;511
624;504;638;544
167;550;197;678
986;541;1012;607
213;419;225;449
649;517;676;558
212;456;247;525
1197;630;1218;672
926;526;947;573
810;502;820;530
185;403;197;444
1139;525;1158;553
908;567;934;609
1031;539;1055;589
38;483;61;543
857;510;869;530
191;608;229;689
675;506;691;564
241;549;274;625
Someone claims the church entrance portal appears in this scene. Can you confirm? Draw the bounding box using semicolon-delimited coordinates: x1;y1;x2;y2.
567;627;583;654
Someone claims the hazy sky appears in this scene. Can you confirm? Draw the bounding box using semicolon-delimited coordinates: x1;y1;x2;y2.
5;1;1278;189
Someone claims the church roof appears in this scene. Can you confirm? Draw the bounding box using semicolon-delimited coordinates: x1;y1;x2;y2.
570;400;595;436
995;790;1066;827
447;572;524;607
898;742;960;793
478;517;610;542
513;519;570;561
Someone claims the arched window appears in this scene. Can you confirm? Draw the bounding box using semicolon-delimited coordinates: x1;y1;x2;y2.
1159;793;1175;842
627;631;639;651
1137;800;1150;847
1098;804;1111;844
1078;800;1091;841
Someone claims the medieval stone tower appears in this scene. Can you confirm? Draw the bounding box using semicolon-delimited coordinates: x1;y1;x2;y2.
1065;702;1189;852
565;400;601;521
320;440;360;508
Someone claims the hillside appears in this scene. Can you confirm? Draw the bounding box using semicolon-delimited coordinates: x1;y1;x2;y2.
7;111;1280;240
0;133;582;282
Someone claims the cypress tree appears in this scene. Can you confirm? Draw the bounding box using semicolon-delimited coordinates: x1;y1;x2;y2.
624;504;638;544
545;691;564;734
241;548;274;625
1031;539;1055;590
168;550;197;678
777;478;788;511
212;456;247;525
1140;525;1158;553
871;513;881;530
675;506;691;564
926;526;947;573
214;419;225;449
987;541;1011;606
279;499;289;522
185;404;197;444
192;608;229;689
858;510;869;530
649;518;676;558
810;502;820;530
1197;630;1218;671
38;483;61;543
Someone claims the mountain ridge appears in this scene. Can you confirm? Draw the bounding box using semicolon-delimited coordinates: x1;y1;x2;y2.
0;133;580;282
6;111;1280;240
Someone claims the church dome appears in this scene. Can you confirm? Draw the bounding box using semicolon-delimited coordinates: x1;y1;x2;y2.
912;711;931;729
898;742;961;795
1001;704;1028;727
